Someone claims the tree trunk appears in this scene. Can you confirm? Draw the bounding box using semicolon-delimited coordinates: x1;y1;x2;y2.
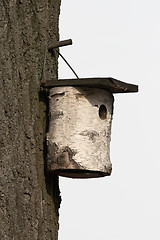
0;1;61;239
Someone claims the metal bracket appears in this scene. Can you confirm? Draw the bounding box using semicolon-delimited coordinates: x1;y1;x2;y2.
41;39;79;84
41;39;138;93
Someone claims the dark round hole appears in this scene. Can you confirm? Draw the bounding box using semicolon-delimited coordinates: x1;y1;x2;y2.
99;104;107;120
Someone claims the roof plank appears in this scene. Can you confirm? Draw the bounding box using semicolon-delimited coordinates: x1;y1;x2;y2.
41;77;138;93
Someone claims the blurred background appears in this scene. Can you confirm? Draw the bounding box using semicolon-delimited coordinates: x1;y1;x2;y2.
58;0;160;239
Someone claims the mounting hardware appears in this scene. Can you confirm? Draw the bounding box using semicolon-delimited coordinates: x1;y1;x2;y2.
41;39;79;85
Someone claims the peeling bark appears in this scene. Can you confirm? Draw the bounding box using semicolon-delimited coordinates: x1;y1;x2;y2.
0;1;61;239
47;86;114;178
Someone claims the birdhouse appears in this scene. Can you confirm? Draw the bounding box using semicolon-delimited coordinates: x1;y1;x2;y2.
41;39;138;179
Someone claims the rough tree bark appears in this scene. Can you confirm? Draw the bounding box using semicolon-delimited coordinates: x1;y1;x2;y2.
0;1;61;239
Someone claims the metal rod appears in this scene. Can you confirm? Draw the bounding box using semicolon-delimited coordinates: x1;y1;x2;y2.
41;43;50;84
41;39;79;84
54;48;79;79
48;39;72;50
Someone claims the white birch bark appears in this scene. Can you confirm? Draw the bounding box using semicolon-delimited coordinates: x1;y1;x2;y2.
47;86;114;178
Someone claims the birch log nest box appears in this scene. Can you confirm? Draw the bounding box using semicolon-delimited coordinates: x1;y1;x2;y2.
41;39;138;179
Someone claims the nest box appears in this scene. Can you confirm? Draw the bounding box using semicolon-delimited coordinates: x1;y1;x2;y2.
41;39;138;179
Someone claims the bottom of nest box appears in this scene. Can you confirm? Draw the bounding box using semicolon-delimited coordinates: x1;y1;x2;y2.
51;169;111;179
